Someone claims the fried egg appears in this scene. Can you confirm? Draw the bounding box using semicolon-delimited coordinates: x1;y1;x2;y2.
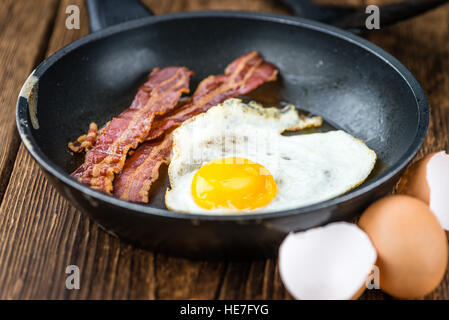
165;99;376;214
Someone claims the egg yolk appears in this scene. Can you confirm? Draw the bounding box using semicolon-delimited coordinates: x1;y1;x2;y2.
191;157;277;211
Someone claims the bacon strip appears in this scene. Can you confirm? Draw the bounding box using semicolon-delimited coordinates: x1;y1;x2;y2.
113;133;173;201
72;67;193;194
114;52;278;203
147;51;278;141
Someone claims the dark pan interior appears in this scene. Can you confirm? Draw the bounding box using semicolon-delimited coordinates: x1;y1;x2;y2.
31;15;419;211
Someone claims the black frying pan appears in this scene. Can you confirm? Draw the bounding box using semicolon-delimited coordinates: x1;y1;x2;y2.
16;0;435;258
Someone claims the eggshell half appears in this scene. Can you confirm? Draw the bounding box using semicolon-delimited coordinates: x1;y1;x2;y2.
279;222;377;300
359;195;448;299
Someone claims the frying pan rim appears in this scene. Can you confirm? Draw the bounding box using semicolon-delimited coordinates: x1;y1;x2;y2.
16;10;429;222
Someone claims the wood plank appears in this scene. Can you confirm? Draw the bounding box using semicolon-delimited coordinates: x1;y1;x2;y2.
0;0;90;299
142;0;290;14
155;255;225;299
0;0;59;204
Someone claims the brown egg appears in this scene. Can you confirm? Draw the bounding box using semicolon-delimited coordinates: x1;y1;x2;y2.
398;151;449;237
397;155;433;202
351;284;366;300
359;195;448;299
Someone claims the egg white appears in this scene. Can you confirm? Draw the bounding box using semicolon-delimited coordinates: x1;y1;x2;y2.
165;99;376;214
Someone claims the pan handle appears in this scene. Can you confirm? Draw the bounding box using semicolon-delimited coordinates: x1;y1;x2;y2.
86;0;154;32
279;0;449;33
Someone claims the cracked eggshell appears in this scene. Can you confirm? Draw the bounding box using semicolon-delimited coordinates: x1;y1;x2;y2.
359;195;448;299
398;151;449;237
279;222;377;300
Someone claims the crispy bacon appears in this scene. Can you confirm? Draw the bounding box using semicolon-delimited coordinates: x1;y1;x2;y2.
114;52;278;203
68;121;110;153
72;67;193;194
68;122;98;153
147;51;278;141
113;134;173;202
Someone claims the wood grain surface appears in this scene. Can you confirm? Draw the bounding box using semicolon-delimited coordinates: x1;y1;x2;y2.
0;0;448;300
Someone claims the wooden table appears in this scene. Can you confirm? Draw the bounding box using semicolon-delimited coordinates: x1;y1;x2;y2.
0;0;448;300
